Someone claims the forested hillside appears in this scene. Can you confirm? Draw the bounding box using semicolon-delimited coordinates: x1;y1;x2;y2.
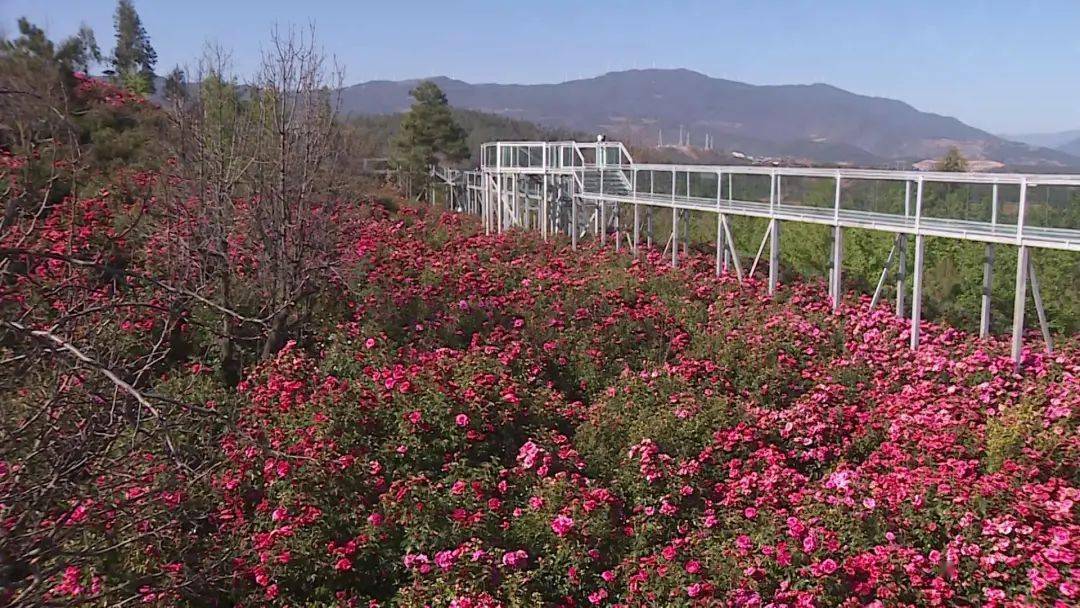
350;108;585;165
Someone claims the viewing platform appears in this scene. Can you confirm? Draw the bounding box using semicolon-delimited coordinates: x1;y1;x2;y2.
445;140;1080;366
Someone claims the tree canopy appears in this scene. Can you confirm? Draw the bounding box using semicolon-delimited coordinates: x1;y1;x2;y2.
390;81;469;196
936;146;969;172
111;0;157;94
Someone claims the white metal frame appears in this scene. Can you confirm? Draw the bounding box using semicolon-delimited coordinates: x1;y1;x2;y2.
446;140;1080;368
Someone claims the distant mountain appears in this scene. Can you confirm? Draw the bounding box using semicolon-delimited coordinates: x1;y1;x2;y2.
339;69;1080;168
1001;129;1080;149
1061;137;1080;157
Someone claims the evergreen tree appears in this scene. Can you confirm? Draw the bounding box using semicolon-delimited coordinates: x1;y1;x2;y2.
936;146;968;172
111;0;157;94
163;66;186;103
4;18;100;72
391;81;468;197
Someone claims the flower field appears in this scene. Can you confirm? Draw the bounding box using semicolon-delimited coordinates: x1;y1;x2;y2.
4;189;1079;606
205;205;1075;605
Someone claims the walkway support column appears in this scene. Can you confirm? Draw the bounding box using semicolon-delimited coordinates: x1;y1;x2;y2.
600;168;607;247
769;219;780;295
671;170;678;267
910;177;925;351
910;234;926;351
541;173;549;242
1011;178;1029;367
980;183;998;338
1012;245;1029;364
715;172;723;276
571;175;578;251
896;181;910;317
632;169;640;255
831;226;843;310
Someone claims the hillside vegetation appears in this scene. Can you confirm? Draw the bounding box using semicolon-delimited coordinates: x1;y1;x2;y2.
1;12;1078;608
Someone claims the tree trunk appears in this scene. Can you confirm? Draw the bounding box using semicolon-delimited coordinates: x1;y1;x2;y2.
261;309;289;359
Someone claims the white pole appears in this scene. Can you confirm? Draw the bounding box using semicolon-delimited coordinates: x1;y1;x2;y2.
1011;179;1029;367
910;178;925;350
980;183;998;338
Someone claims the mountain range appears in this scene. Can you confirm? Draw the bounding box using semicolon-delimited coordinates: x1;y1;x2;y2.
339;69;1079;169
1002;129;1080;157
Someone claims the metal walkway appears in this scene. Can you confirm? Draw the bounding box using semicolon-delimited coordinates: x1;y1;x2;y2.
439;140;1080;367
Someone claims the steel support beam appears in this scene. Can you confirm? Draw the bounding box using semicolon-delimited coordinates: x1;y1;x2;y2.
671;170;678;267
980;183;998;338
671;205;678;267
910;234;926;351
1028;253;1053;354
715;172;723;276
541;173;549;241
721;215;743;282
831;226;844;311
1011;246;1029;365
769;218;780;295
870;236;899;309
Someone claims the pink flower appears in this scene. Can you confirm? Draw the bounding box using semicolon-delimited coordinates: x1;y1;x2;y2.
517;441;542;469
687;583;703;598
816;558;838;576
334;557;352;571
502;549;528;569
551;514;575;537
685;560;702;574
455;413;469;427
435;550;456;571
367;512;384;527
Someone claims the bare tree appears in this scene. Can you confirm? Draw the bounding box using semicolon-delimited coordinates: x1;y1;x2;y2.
247;25;344;358
161;26;346;373
163;44;263;382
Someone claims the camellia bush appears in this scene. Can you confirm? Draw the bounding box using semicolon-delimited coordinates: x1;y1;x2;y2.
2;137;1078;604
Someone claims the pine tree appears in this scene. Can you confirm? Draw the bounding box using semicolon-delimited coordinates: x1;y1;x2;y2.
936;146;968;172
111;0;157;94
391;81;468;197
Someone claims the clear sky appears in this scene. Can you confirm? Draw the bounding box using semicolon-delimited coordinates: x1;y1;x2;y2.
4;0;1079;134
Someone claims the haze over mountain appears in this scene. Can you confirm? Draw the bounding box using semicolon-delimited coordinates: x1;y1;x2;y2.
340;69;1079;168
1004;129;1080;158
1003;128;1080;148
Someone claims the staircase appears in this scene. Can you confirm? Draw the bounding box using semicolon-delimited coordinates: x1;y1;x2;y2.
579;168;632;197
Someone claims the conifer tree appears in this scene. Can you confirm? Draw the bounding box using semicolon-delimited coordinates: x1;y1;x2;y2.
391;81;468;198
111;0;157;94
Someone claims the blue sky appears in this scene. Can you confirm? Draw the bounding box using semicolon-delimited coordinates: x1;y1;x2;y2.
3;0;1079;134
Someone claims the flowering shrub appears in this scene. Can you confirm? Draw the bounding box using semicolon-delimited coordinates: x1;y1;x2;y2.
3;192;1077;606
169;205;1075;607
